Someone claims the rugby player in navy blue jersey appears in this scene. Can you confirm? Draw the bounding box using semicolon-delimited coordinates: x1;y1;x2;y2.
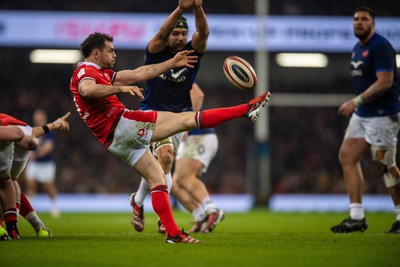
331;6;400;234
129;0;214;233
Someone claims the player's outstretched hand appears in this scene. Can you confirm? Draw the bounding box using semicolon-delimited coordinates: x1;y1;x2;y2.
120;86;144;100
173;50;198;69
52;112;71;131
179;0;194;10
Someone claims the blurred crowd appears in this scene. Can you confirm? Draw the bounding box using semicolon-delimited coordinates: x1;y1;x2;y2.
1;0;398;197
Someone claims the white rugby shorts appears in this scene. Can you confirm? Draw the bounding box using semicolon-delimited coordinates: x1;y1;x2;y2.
0;125;31;179
345;112;400;146
25;161;56;183
107;110;156;167
176;133;218;174
151;132;184;157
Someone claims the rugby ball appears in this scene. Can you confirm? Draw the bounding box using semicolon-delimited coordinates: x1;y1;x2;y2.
223;56;257;91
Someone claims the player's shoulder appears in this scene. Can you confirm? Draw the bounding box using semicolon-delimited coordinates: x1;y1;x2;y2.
186;41;205;57
371;33;394;49
75;62;104;73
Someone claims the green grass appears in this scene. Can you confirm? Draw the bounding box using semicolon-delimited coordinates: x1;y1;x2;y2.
2;209;399;267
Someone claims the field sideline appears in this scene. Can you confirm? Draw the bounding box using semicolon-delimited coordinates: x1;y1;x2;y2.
2;209;398;267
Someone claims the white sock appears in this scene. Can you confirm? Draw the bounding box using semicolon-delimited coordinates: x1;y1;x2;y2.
165;172;172;194
192;206;206;222
349;203;364;220
51;199;60;216
134;178;150;207
395;205;400;221
25;211;45;232
201;197;217;215
16;201;21;217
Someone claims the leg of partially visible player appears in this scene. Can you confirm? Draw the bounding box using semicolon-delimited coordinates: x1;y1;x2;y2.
19;190;52;237
133;150;199;243
173;156;222;233
0;177;19;239
371;145;400;233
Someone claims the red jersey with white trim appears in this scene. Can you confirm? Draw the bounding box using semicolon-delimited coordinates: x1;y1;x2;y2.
0;113;28;126
70;62;126;145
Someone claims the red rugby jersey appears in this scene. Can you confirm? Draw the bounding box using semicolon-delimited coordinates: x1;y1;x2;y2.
0;113;28;126
70;62;125;145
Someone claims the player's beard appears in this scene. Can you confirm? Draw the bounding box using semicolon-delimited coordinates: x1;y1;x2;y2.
354;26;372;43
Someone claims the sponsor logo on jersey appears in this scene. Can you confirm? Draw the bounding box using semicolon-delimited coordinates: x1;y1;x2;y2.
159;68;187;83
350;60;363;77
77;68;85;78
351;61;363;69
362;50;369;58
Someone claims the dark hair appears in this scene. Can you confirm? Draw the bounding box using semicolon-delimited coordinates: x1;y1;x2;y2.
354;6;375;21
80;32;114;58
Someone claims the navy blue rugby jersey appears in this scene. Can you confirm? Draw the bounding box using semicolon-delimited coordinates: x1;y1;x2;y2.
350;33;400;117
35;131;56;163
140;41;204;112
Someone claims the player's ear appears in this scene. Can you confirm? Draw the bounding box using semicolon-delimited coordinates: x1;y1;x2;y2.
93;48;100;60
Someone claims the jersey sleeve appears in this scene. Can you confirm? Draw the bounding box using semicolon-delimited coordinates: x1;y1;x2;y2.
372;40;396;73
75;66;95;85
0;113;28;126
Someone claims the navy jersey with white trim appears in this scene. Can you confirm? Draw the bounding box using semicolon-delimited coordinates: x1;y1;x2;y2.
350;33;400;117
140;41;204;112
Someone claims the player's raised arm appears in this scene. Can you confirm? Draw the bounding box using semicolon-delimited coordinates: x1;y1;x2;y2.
147;0;194;53
191;0;209;53
113;50;198;85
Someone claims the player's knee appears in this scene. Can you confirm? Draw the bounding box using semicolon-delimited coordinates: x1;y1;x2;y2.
371;145;400;188
157;150;174;167
383;165;400;187
338;148;352;166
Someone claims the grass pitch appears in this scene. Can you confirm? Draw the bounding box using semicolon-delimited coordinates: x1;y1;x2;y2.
2;209;398;267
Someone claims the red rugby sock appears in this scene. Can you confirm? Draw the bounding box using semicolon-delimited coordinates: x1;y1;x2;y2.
20;192;34;217
150;185;181;236
195;103;248;128
4;208;18;224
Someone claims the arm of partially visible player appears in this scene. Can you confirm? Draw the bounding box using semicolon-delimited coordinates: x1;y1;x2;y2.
0;126;24;142
190;83;205;112
113;50;198;85
32;112;71;137
0;123;37;150
338;71;394;117
191;0;209;53
147;0;193;53
15;134;38;151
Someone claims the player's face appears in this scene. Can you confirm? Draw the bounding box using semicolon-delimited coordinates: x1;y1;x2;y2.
33;110;47;126
168;28;188;52
99;41;116;68
353;11;374;42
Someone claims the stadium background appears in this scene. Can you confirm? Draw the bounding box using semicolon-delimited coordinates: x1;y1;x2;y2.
1;0;399;212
